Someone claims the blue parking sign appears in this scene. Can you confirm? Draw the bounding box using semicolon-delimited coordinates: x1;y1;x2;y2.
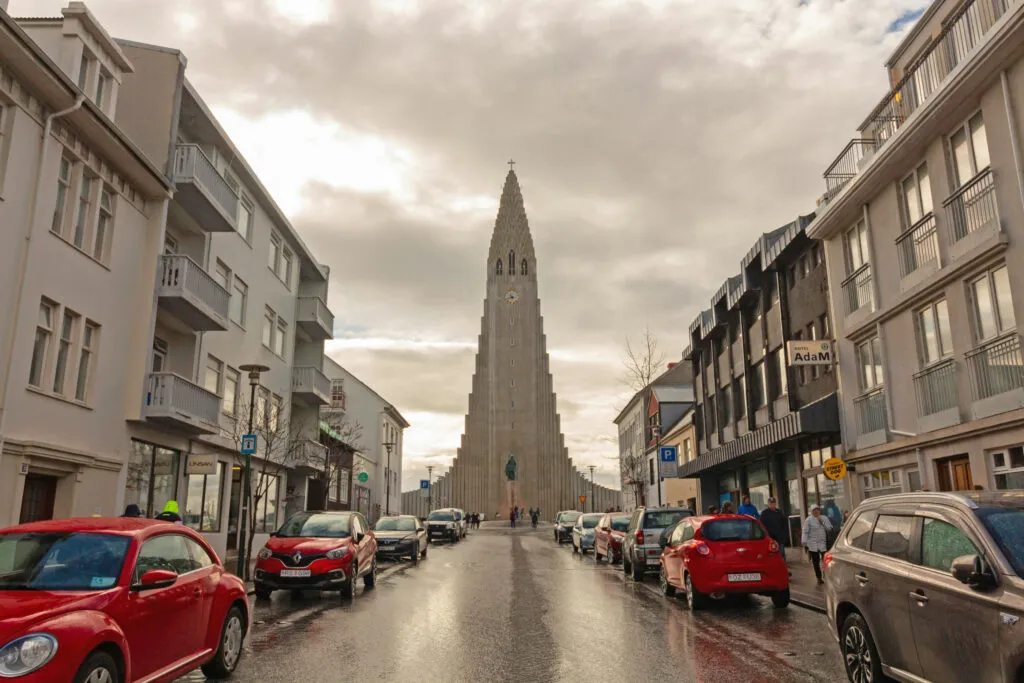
659;446;677;462
420;480;430;489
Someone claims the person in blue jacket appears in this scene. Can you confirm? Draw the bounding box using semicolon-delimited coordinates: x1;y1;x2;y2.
737;494;760;519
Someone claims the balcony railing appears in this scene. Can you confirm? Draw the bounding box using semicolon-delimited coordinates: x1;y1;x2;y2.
896;213;939;278
854;387;887;434
943;168;999;243
296;296;335;341
144;372;220;432
966;333;1024;401
913;359;958;416
822;0;1015;201
824;139;876;202
157;254;230;330
292;366;331;405
295;439;328;470
172;144;239;232
841;263;873;316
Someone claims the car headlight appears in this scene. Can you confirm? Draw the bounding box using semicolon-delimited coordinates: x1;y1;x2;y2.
257;547;272;560
0;634;58;677
447;522;455;529
326;546;350;560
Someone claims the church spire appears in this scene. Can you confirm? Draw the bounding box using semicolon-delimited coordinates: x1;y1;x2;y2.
489;165;535;279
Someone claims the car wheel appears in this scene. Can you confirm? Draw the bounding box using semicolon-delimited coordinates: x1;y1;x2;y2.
364;560;377;588
572;539;578;554
685;573;707;611
630;556;644;582
73;650;120;683
771;588;790;609
841;613;884;683
254;584;272;600
421;544;428;559
660;566;676;597
412;543;420;565
623;556;631;575
340;562;357;600
201;605;246;678
595;546;603;562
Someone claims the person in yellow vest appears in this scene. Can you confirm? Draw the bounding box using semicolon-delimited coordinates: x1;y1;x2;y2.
155;500;182;524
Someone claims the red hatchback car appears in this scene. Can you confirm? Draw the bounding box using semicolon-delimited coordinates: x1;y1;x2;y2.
254;510;377;600
658;514;789;610
0;517;248;683
593;513;630;564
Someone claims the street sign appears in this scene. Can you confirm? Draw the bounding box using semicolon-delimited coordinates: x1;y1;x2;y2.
823;457;848;481
357;471;369;483
787;340;834;366
659;446;678;478
420;479;430;498
578;495;587;505
186;454;218;476
240;434;257;455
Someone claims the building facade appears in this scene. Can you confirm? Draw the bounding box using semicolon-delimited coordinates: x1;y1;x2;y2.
808;0;1024;502
681;215;843;545
661;410;698;510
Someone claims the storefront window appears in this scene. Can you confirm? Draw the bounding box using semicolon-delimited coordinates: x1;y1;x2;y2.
746;460;770;487
718;472;738;493
748;484;771;511
804;475;819;512
787;479;802;518
991;448;1024;490
784;453;799;480
861;469;904;498
185;463;224;532
254;474;280;533
819;475;849;530
125;440;179;518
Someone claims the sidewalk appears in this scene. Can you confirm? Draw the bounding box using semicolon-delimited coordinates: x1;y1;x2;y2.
785;548;826;613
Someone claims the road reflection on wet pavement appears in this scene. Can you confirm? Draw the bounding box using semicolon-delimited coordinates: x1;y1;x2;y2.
177;524;845;682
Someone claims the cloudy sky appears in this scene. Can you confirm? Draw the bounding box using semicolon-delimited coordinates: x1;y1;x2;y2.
18;0;927;489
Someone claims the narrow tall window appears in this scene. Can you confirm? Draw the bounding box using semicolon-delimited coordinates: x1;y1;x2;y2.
262;307;275;348
969;265;1014;341
856;337;884;392
204;355;223;395
268;232;281;272
213;261;231;291
73;175;92;248
274;318;287;357
74;323;97;401
917;299;953;364
95;72;107;107
77;56;89;90
52;311;77;395
901;162;933;225
52;158;71;234
496;259;503;275
230;277;247;326
950;112;990;187
509;251;516;275
29;303;53;387
94;188;112;261
237;197;253;242
844;220;870;273
223;368;239;416
521;259;528;276
282;248;294;288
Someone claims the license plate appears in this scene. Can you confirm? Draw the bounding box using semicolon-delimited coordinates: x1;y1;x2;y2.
280;569;311;578
727;572;761;582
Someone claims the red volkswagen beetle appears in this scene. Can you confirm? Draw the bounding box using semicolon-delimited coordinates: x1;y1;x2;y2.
593;513;630;564
0;517;248;683
658;514;789;610
254;510;377;599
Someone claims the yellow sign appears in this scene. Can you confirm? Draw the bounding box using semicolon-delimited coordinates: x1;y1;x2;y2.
578;495;587;505
823;457;848;481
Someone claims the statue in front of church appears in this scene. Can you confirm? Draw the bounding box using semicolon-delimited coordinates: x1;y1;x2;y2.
505;454;517;481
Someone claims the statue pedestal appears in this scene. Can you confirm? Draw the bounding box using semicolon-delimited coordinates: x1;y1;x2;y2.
500;480;520;521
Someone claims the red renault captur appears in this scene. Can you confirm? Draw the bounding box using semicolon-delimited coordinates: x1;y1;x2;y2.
658;514;790;610
254;510;377;599
0;517;248;683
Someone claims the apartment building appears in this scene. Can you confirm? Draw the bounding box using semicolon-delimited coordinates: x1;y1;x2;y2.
661;410;698;509
808;0;1024;500
681;215;843;543
0;4;171;528
322;356;409;521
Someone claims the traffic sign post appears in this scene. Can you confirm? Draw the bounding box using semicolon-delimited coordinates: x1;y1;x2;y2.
578;495;587;506
420;479;430;499
659;445;678;478
241;434;257;455
357;471;369;484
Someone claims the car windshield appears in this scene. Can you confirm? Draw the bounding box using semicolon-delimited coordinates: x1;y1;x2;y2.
0;532;130;591
643;510;689;529
375;518;417;531
581;514;603;529
276;513;351;538
557;512;580;524
428;511;454;522
611;516;630;532
702;519;766;542
978;507;1024;577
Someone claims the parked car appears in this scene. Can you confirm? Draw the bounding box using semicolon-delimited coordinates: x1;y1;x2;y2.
658;514;789;610
254;510;377;600
553;510;581;544
571;513;605;554
373;515;428;564
622;506;692;581
426;509;461;543
454;509;469;538
825;492;1024;683
0;517;248;683
594;513;631;563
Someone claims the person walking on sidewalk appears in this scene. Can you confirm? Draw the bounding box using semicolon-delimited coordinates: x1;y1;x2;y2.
801;504;833;584
759;497;788;561
509;508;517;528
737;494;760;519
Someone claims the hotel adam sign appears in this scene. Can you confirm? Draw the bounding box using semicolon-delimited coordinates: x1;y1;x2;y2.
787;340;834;366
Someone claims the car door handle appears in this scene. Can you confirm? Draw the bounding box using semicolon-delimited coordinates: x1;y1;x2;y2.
855;573;869;585
910;591;929;604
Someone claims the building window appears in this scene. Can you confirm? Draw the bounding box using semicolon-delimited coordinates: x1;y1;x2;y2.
255;474;280;533
94;188;113;261
521;259;528;276
856;337;884;392
733;378;746;419
648;457;655;486
917;299;954;364
772;347;788;397
95;71;107;107
902;162;933;226
274;318;287;357
185;463;224;532
991;447;1024;490
125;440;179;518
256;387;269;427
268;232;281;272
969;265;1014;342
262;307;275;348
751;362;767;408
29;303;53;388
230;277;247;326
72;174;92;249
793;330;805;384
223;367;239;416
496;259;503;275
74;323;97;401
282;248;294;288
860;469;903;498
844;220;870;273
330;379;346;408
52;309;78;395
77;55;90;90
682;438;692;462
213;260;231;291
509;251;516;275
719;385;732;426
269;395;282;432
237;196;254;242
52;158;72;234
204;355;223;395
950;112;990;187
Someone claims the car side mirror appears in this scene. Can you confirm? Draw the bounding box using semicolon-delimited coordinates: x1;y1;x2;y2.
354;531;365;543
951;554;995;588
133;569;177;591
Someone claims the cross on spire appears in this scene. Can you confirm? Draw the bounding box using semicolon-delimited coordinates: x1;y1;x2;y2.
507;158;516;170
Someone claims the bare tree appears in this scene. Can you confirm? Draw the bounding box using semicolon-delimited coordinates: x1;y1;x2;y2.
622;326;665;392
619;450;647;509
315;408;364;503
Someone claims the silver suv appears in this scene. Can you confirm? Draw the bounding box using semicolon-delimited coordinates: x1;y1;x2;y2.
825;492;1024;683
622;506;691;581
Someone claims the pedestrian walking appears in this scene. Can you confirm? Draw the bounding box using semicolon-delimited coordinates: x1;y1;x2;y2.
737;494;760;519
801;504;833;584
509;508;516;528
154;500;182;524
759;497;788;560
721;501;735;514
121;504;141;518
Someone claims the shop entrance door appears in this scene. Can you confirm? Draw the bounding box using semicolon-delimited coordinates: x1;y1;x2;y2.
937;456;974;491
226;467;242;551
19;474;58;523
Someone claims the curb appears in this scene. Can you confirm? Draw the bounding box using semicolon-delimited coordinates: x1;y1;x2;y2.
789;593;826;614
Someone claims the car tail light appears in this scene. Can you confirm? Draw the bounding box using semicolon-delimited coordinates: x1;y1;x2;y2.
767;540;780;553
823;551;834;571
695;542;711;557
636;529;645;545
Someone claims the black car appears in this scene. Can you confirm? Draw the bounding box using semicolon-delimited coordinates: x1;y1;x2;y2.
373;515;428;564
426;509;460;542
554;510;582;544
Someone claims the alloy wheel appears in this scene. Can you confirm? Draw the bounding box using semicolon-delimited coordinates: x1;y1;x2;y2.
85;668;114;683
222;613;244;670
685;575;695;610
843;625;873;683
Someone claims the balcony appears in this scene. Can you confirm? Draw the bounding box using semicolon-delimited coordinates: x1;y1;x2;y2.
966;333;1024;419
294;438;328;470
172;144;239;233
822;0;1013;201
841;264;874;318
913;359;961;432
156;255;230;331
896;213;939;288
292;366;331;406
296;297;334;341
143;372;220;434
854;387;887;449
944;168;1000;258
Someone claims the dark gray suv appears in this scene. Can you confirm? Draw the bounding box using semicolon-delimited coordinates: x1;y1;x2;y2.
825;492;1024;683
622;506;692;581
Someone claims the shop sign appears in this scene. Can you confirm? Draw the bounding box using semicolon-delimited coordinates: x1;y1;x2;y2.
186;454;218;476
787;340;834;366
823;457;848;481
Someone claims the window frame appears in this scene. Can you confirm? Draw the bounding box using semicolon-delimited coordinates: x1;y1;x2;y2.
844;220;870;275
856;336;884;393
900;161;933;228
204;354;223;396
52;157;73;235
268;232;282;274
74;322;98;402
236;195;254;242
223;367;239;417
990;446;1024;490
29;302;54;388
968;265;1015;343
52;309;79;396
262;307;275;350
916;299;954;366
949;111;990;188
255;474;280;534
230;277;248;327
185;462;225;533
273;317;287;358
750;361;767;409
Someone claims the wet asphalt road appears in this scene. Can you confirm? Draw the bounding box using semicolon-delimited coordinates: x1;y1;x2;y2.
178;524;846;683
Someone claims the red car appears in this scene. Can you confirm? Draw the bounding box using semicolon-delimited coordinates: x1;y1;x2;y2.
0;517;248;683
254;510;377;599
593;513;630;563
658;514;789;610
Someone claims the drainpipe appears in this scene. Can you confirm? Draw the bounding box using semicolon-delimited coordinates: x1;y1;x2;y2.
1001;71;1024;216
0;95;85;485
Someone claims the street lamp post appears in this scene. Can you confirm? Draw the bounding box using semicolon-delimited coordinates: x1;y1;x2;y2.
426;465;434;513
588;465;596;512
383;441;396;516
236;363;269;578
652;424;664;508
